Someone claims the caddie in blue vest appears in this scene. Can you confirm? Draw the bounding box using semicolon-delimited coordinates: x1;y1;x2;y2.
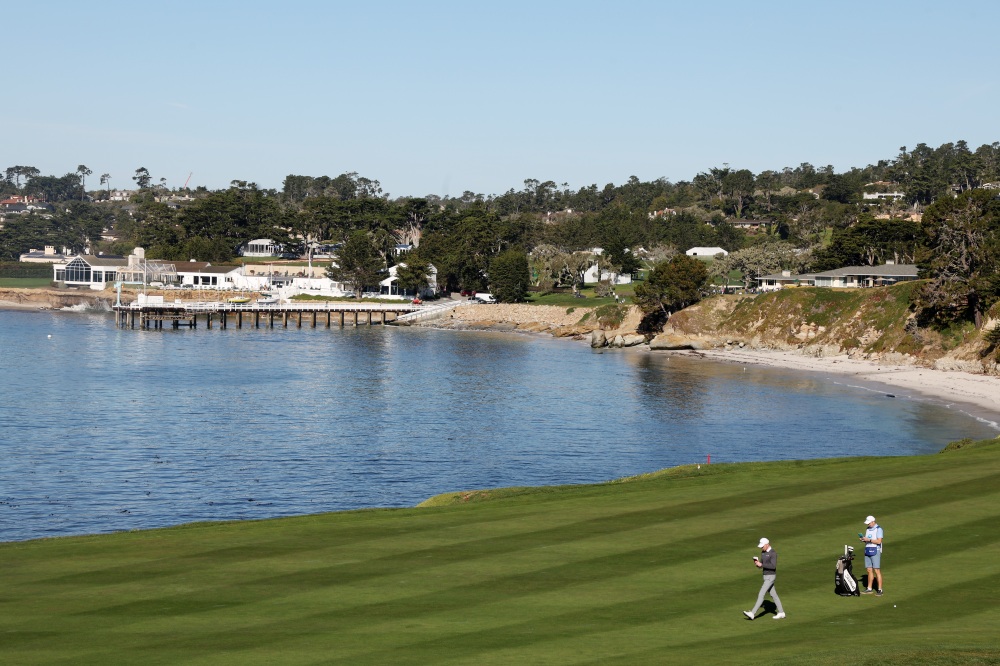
860;515;883;596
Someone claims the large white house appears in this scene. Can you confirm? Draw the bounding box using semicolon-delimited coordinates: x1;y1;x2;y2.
55;255;131;289
53;248;247;291
756;263;918;291
54;248;176;289
812;263;918;288
756;270;816;292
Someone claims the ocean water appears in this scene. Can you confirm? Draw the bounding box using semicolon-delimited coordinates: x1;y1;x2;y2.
1;309;996;542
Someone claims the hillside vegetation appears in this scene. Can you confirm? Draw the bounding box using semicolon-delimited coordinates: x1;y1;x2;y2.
2;439;999;664
665;284;1000;374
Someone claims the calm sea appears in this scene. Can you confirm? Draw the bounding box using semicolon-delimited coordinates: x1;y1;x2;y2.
1;308;996;542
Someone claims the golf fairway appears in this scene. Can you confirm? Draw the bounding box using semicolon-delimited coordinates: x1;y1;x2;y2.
2;440;999;665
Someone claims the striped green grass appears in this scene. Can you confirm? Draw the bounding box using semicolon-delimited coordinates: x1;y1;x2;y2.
2;441;999;664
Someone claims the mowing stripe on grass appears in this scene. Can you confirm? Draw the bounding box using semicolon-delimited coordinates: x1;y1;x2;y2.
2;441;999;664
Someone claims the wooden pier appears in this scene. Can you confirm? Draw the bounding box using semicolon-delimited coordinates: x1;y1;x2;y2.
113;301;421;330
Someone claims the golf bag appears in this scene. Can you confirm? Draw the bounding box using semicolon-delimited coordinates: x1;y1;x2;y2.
835;545;860;596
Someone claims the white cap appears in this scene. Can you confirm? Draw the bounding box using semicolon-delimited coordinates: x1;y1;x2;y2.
757;538;769;548
864;515;876;524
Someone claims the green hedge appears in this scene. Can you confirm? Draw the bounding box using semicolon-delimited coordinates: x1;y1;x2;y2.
0;261;53;278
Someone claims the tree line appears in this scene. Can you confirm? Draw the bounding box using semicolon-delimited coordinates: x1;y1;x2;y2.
1;141;999;328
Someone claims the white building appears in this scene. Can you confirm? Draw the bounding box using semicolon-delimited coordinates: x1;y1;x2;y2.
862;192;905;201
756;270;816;292
811;263;918;288
174;263;244;289
242;239;279;257
583;264;632;285
755;263;918;291
55;255;131;290
20;246;72;263
53;247;248;291
380;263;438;298
685;247;728;257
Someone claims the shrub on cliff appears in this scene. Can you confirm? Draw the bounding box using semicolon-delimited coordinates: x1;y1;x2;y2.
634;254;708;330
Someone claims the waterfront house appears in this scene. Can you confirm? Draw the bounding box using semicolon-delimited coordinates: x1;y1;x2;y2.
812;263;918;288
380;263;438;298
755;263;918;291
53;248;232;290
175;263;243;289
756;270;817;292
54;255;130;290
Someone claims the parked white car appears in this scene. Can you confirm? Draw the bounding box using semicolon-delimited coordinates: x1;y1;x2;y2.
474;293;497;304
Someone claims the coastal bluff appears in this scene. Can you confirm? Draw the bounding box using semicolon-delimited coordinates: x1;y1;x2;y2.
414;286;1000;376
659;286;1000;375
417;302;648;347
0;287;114;311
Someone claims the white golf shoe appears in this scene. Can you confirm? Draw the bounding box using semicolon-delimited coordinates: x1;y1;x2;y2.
743;610;755;620
773;612;786;619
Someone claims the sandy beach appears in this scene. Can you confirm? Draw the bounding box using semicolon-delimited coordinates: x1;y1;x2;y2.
695;347;1000;421
0;299;50;310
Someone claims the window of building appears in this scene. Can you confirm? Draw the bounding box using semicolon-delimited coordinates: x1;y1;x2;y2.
65;260;91;283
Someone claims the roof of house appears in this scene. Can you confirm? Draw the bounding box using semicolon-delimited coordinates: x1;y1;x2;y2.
757;273;816;282
187;265;239;275
20;249;71;259
170;261;212;273
686;246;728;255
813;264;918;278
68;255;128;267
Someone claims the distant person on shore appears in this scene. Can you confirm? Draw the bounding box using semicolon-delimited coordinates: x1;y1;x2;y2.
743;537;785;620
860;515;884;595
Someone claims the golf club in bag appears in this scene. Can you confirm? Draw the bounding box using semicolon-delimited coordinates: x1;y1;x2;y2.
835;545;860;596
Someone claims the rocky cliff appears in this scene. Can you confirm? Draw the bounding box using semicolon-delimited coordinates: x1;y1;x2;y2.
652;283;1000;375
0;287;115;310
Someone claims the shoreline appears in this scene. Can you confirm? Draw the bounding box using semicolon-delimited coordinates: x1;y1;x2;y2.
422;303;1000;428
690;348;1000;423
6;297;999;429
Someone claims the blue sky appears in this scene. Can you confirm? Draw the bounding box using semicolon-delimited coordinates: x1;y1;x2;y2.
5;1;999;197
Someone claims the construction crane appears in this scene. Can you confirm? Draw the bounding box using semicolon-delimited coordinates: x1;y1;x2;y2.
183;172;193;189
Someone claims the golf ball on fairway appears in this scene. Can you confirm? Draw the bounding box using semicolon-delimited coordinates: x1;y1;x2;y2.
893;605;896;608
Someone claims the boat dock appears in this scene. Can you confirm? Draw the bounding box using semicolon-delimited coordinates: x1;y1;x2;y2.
113;300;422;330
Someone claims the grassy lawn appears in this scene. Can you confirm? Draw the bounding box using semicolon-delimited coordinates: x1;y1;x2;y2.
2;440;999;664
526;283;636;308
526;291;617;307
0;278;53;288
